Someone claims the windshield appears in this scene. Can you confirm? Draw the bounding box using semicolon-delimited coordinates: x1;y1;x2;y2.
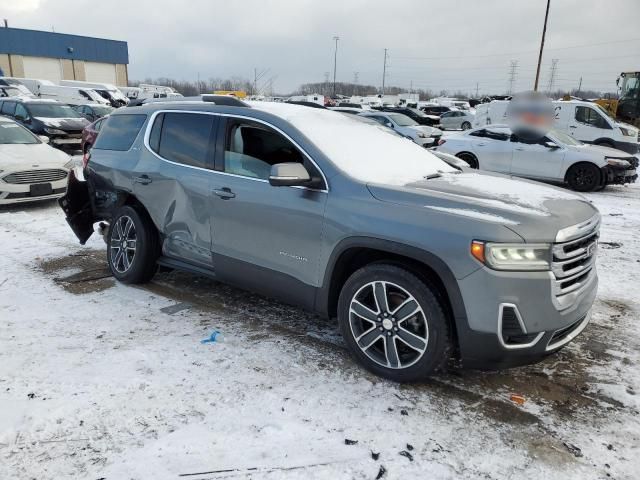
388;113;418;126
0;122;39;144
0;87;23;98
549;128;583;146
408;107;427;117
620;74;640;100
250;102;456;186
29;103;82;118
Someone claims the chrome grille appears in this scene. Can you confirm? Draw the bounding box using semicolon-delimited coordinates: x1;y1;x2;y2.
552;230;598;298
3;169;68;185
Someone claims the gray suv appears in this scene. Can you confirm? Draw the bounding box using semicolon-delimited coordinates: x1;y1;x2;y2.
60;102;599;382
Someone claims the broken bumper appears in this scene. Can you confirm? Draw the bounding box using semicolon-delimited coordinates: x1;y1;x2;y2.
602;165;638;185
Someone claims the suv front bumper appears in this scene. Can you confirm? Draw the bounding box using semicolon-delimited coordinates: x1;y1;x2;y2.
455;264;598;369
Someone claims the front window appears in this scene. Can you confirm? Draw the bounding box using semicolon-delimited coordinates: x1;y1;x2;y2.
575;106;611;129
27;103;82;119
387;113;418;126
620;73;640;101
0;122;39;144
548;128;582;146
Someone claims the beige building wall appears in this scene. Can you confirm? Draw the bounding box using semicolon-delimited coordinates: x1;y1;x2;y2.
60;59;74;80
0;54;11;76
9;55;25;77
115;64;128;87
72;60;86;81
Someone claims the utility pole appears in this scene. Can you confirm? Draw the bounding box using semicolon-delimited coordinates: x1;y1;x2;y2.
3;19;8;28
475;82;479;98
547;59;559;93
382;48;388;95
534;0;551;91
332;36;339;97
508;60;519;95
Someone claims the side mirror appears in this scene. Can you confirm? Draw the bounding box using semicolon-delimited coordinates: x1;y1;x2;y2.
15;114;26;122
38;135;50;144
386;122;394;129
269;162;311;187
544;141;559;149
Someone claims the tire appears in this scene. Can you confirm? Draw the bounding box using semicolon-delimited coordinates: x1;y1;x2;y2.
456;152;479;169
566;163;601;192
461;121;471;130
337;263;451;382
107;205;159;284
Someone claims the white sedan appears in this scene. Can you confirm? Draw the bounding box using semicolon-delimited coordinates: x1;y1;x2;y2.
436;125;638;191
0;117;72;204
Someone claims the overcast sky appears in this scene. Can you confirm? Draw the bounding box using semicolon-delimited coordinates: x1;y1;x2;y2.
2;0;639;95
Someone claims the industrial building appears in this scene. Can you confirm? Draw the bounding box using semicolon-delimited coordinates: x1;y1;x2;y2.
0;27;129;86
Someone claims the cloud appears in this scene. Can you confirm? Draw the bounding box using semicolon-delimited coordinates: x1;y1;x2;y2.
3;0;639;94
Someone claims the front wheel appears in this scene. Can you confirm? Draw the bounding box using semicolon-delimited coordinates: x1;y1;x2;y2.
461;121;471;130
566;163;601;192
337;264;451;382
456;152;479;169
107;205;159;284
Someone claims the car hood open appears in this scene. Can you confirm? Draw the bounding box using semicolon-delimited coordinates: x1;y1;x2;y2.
368;171;599;243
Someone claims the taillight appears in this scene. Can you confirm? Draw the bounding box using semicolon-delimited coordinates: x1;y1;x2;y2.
438;139;446;146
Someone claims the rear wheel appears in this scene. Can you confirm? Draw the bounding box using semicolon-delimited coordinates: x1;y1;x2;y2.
456;152;478;169
337;264;451;382
107;205;159;284
566;163;601;192
461;121;472;130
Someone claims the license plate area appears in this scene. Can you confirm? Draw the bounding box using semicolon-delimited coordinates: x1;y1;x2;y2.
30;183;53;196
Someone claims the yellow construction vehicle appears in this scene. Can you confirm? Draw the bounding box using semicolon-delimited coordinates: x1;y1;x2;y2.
212;90;247;99
595;72;640;128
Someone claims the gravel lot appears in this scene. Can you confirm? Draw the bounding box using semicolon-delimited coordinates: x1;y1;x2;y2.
0;184;638;479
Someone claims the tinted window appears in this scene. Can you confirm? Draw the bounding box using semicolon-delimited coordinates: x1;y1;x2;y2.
27;103;82;118
94;118;104;132
15;104;29;119
156;113;214;169
148;113;163;152
575;106;611;129
1;101;16;115
94;114;147;151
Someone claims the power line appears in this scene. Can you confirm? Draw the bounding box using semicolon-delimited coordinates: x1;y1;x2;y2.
547;58;559;92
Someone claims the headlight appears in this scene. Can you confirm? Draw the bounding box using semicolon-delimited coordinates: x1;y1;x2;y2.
471;241;551;271
606;158;631;168
64;159;76;169
44;128;66;135
619;127;635;137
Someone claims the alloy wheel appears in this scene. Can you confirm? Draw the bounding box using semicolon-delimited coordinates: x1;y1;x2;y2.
349;281;429;369
110;215;137;273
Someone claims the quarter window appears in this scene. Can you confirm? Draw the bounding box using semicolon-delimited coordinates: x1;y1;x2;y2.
14;104;29;120
153;112;215;169
93;114;147;151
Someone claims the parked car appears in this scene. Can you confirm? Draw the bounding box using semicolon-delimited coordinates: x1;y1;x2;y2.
0;84;35;99
420;105;452;116
37;85;110;106
60;103;599;381
0;116;72;204
58;80;129;107
436;125;638;191
359;111;442;147
74;104;114;122
0;98;89;150
81;117;107;156
439;110;475;130
474;99;640;154
337;102;370;110
375;106;440;127
330;106;364;115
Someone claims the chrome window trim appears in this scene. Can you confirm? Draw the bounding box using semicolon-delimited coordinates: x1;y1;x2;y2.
142;109;329;192
497;303;544;350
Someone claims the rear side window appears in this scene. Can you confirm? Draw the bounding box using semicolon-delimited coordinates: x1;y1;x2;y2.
94;114;147;151
151;112;215;169
1;102;16;115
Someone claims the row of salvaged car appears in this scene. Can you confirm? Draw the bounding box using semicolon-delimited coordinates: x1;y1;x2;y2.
0;95;637;205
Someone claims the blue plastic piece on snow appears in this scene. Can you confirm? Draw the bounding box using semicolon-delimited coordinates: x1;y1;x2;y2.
201;331;221;344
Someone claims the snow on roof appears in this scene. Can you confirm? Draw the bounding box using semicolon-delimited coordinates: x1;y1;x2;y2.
249;101;456;185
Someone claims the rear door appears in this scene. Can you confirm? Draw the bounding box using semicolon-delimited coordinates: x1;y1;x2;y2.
468;127;513;173
134;111;218;267
208;116;328;306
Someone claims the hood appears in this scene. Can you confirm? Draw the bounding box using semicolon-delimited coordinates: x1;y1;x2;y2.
35;117;89;130
367;171;599;243
409;125;436;135
0;143;70;169
568;143;636;159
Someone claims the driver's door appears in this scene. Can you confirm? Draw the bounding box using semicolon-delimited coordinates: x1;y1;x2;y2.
209;116;328;306
509;134;565;180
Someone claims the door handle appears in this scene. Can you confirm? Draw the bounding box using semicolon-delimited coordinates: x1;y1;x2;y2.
133;175;152;185
515;147;525;151
213;187;236;199
569;125;577;129
476;142;487;146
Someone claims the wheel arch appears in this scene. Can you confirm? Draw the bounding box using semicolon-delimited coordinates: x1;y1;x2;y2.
316;237;468;347
564;160;603;182
592;137;615;147
455;151;478;168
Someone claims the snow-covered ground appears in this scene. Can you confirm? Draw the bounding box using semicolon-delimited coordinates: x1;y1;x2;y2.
0;184;638;479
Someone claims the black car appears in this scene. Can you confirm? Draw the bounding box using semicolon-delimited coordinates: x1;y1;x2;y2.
0;99;89;150
420;105;452;116
374;106;440;126
73;104;114;122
